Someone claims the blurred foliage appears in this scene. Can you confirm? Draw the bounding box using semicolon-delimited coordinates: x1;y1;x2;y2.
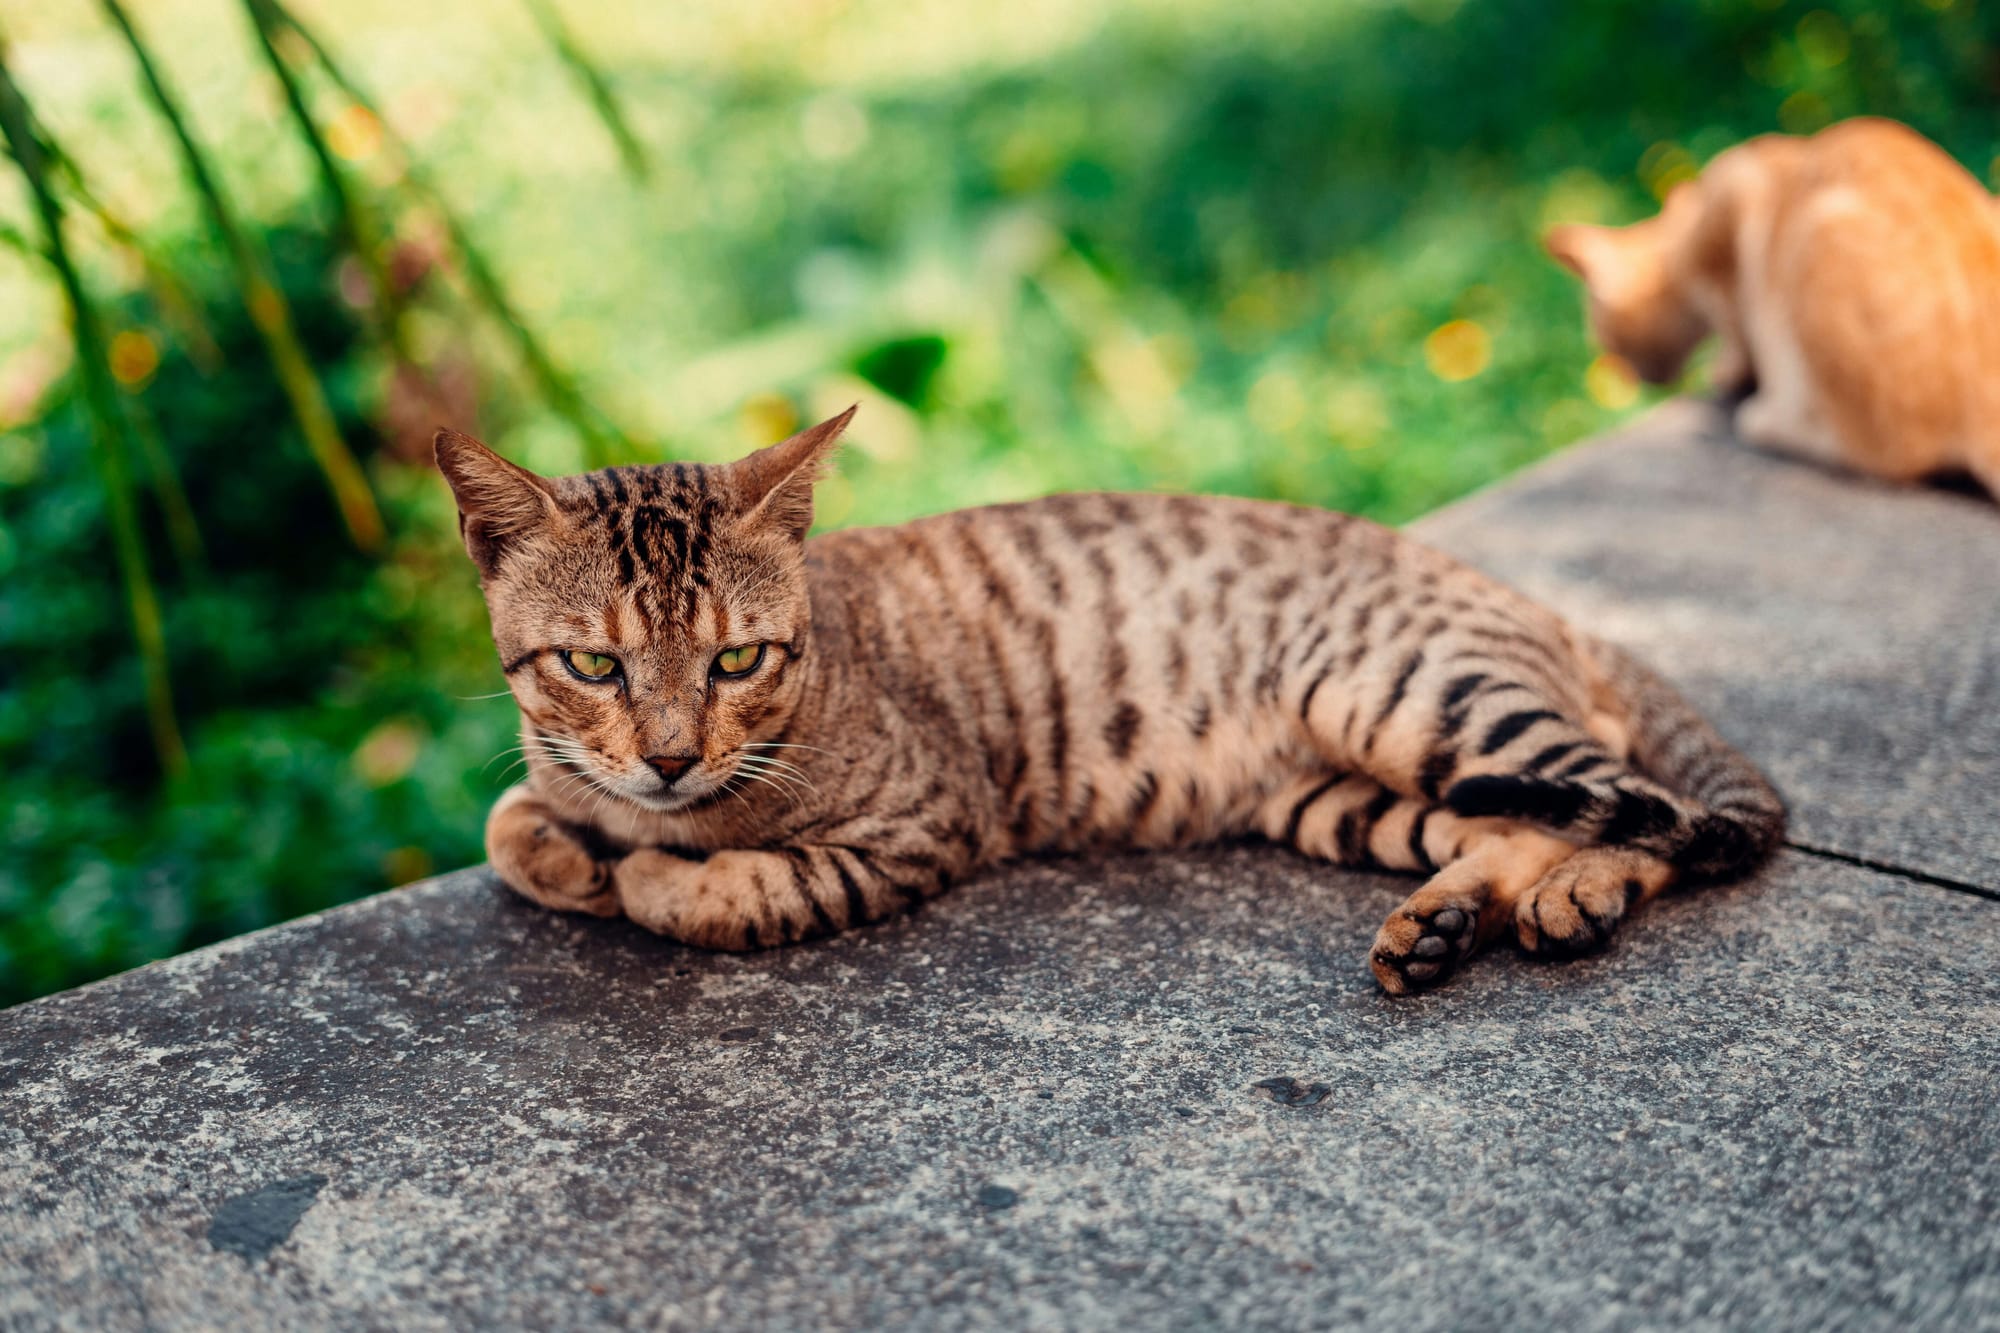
1;0;1996;1004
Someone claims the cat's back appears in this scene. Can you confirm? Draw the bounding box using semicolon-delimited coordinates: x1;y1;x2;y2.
1805;117;1986;197
1734;118;2000;475
803;488;1542;657
1780;119;1999;276
808;490;1364;602
804;490;1395;676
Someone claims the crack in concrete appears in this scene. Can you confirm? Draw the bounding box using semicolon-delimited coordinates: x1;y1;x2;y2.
1784;839;2000;905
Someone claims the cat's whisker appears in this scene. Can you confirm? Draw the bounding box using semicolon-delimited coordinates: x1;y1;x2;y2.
730;767;803;805
530;742;603;773
741;741;843;759
733;757;813;800
728;765;780;793
524;752;592;784
542;759;608;807
717;774;755;815
545;773;599;811
735;751;815;781
483;742;544;774
736;752;812;784
736;776;788;804
738;752;813;776
585;777;621;831
531;738;597;761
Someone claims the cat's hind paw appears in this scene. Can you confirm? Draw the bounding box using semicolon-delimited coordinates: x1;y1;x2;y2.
1513;847;1672;957
1370;899;1481;996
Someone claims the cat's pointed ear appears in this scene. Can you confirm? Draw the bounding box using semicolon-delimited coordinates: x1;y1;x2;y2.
729;405;855;542
434;429;561;576
1544;224;1611;282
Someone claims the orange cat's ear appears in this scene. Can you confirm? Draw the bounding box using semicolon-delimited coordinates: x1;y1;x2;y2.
1543;224;1604;280
434;429;562;576
729;405;855;542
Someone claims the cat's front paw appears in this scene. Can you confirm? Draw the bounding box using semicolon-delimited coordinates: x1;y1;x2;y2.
486;785;621;918
612;848;754;948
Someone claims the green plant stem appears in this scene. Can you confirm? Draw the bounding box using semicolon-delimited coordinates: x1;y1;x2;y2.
4;136;207;570
98;0;385;551
240;0;415;367
519;0;650;182
4;134;224;370
125;392;205;573
264;0;634;465
47;140;224;372
0;49;187;777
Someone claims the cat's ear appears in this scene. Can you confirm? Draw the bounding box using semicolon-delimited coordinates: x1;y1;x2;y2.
728;405;855;542
1544;223;1610;281
1544;224;1592;278
434;429;562;576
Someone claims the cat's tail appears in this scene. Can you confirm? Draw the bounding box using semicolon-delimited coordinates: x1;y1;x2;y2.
1445;640;1787;878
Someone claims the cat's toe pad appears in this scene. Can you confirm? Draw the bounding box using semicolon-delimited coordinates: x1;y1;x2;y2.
1371;903;1479;995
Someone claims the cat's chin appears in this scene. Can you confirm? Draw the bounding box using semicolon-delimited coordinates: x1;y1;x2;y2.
551;769;716;820
617;782;724;816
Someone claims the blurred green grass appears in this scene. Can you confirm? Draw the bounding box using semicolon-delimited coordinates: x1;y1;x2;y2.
1;0;1995;1003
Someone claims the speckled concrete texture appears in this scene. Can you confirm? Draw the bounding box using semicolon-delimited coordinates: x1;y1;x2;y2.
3;851;1999;1332
3;404;1998;1331
1415;397;2000;890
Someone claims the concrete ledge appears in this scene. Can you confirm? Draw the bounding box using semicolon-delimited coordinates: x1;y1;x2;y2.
4;403;1997;1331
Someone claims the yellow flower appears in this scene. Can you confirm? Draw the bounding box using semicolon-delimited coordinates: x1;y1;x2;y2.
109;330;159;389
1424;320;1489;382
1585;354;1640;410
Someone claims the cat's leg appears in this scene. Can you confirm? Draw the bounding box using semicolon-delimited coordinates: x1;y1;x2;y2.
1709;327;1756;400
1294;643;1725;989
1732;332;1850;467
1368;818;1582;995
486;783;621;918
1512;844;1677;957
1967;441;2000;502
613;842;944;950
1736;392;1845;465
1258;773;1576;994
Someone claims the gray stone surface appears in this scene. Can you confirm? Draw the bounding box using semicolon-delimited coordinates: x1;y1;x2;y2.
3;851;1998;1332
4;402;1999;1331
1415;398;2000;890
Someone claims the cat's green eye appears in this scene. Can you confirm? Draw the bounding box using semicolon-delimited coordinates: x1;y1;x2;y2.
563;650;620;680
713;643;764;678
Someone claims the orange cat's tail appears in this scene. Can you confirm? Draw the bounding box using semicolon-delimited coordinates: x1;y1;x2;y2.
1445;642;1787;878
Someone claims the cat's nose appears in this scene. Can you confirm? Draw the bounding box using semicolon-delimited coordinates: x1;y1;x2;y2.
644;754;698;787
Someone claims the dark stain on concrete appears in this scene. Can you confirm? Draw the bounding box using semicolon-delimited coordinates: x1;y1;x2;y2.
1252;1077;1331;1107
206;1175;328;1262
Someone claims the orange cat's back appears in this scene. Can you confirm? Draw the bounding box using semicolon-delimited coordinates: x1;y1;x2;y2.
1552;118;2000;497
1774;121;2000;475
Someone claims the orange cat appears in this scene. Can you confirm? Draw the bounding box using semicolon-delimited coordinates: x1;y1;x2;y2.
1547;118;2000;498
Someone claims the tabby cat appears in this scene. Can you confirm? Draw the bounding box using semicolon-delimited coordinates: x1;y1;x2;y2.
438;410;1784;994
1547;117;2000;498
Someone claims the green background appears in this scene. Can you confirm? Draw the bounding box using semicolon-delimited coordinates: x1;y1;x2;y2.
1;0;1994;1003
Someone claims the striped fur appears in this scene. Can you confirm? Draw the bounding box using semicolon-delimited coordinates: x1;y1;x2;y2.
440;411;1785;994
